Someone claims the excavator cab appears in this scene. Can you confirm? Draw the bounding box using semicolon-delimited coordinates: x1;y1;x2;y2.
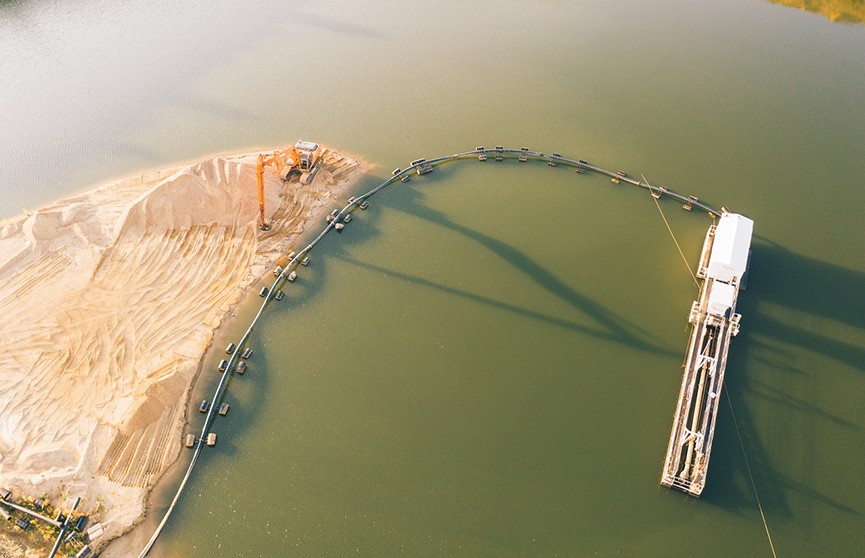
295;140;321;172
299;152;313;171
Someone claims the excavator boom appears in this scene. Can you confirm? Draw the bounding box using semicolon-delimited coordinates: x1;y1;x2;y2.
256;154;269;230
254;146;304;231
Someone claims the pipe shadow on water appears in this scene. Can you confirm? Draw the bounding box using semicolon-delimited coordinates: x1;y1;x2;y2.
333;170;677;358
338;254;677;354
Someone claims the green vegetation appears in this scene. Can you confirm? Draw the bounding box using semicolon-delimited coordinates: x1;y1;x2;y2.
0;497;89;557
770;0;865;23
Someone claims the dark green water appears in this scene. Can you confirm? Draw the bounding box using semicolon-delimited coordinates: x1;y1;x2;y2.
2;1;864;556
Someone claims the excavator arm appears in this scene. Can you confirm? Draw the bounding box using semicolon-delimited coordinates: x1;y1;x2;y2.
256;154;270;230
255;147;302;231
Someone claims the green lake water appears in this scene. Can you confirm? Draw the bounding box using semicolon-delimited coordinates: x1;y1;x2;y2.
1;1;864;556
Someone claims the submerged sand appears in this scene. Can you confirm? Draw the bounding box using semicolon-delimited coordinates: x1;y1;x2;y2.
0;147;364;550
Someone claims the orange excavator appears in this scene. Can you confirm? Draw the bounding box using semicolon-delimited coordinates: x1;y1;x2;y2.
255;141;323;231
256;147;299;231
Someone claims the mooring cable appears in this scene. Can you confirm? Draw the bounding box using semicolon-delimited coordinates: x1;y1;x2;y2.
641;173;700;290
725;391;779;558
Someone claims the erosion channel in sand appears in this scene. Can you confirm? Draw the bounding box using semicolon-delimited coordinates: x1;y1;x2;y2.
0;146;364;555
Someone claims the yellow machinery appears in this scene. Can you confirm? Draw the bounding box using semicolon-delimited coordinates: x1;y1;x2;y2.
255;141;322;231
255;147;299;230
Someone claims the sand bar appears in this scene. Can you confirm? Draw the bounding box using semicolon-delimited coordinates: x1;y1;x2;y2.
0;146;364;552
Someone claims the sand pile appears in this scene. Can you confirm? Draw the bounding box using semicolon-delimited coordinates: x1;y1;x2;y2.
0;148;364;545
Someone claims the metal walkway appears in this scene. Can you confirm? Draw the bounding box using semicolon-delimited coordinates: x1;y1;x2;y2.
660;223;743;496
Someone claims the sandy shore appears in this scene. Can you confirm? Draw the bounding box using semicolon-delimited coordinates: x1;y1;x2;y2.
0;147;365;553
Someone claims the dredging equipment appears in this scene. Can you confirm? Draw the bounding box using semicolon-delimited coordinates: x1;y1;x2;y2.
660;212;754;497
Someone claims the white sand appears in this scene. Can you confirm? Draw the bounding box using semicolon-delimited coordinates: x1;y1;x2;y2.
0;147;364;548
